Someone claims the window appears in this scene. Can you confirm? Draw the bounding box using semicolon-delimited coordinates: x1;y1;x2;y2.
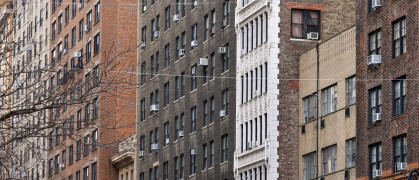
222;44;229;72
58;14;63;33
141;62;146;85
291;9;320;39
64;35;69;53
165;6;170;30
164;44;170;68
190;107;196;132
79;19;84;40
211;10;216;36
93;66;99;86
141;26;146;44
55;154;59;173
155;51;160;75
346;138;356;168
174;157;178;180
64;6;69;24
151;19;155;41
154;166;158;180
191;65;197;90
203;100;208;126
48;158;53;176
393;76;406;116
191;24;197;50
139;172;145;180
210;53;215;79
370;143;382;178
92;2;99;23
76;171;80;180
322;145;337;175
222;1;230;26
303;94;317;123
69;145;73;164
369;87;382;124
163;161;168;180
72;0;77;16
222;89;229;115
94;33;100;54
62;150;66;168
84;103;90;125
79;0;85;8
164;122;169;146
174;116;179;140
368;30;381;55
393;135;407;172
221;134;228;162
77;109;82;129
92;129;98;151
83;166;89;180
210;96;215;123
91;162;97;180
55;127;60;145
321;84;337;115
140;99;145;121
346;76;356;106
72;27;76;47
368;0;381;12
164;82;169;107
393;17;407;58
180;154;184;179
303;152;316;180
204;15;209;41
142;0;147;13
190;149;196;175
139;136;145;152
86;41;91;61
203;143;207;170
181;72;185;97
83;135;89;155
175;76;179;100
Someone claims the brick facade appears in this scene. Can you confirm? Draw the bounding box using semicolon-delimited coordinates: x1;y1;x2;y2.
355;0;418;179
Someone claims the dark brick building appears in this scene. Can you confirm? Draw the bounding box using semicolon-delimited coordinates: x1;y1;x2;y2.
135;0;236;180
355;0;418;179
47;0;137;180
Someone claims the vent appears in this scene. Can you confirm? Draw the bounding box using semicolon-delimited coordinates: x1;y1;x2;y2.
301;124;306;134
344;169;350;179
345;107;350;117
320;117;325;129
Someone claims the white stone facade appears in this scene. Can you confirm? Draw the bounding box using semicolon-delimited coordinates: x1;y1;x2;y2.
234;0;280;179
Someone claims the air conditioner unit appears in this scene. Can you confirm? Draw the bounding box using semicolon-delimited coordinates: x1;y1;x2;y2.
178;49;185;57
191;40;198;47
372;0;382;8
151;143;158;150
12;117;19;123
179;131;184;137
193;0;198;7
165;138;169;144
373;113;381;123
307;32;319;40
254;90;259;96
84;25;89;32
59;164;65;168
197;58;208;66
372;170;382;178
190;148;196;155
219;110;226;117
254;141;258;147
396;162;407;171
26;45;32;51
139;150;145;157
141;42;146;49
210;27;215;35
74;52;82;58
247;142;252;149
150;104;159;111
367;55;382;65
143;6;147;12
78;3;82;8
63;49;67;54
222;19;228;27
173;14;180;22
154;31;160;38
218;47;226;54
241;49;247;56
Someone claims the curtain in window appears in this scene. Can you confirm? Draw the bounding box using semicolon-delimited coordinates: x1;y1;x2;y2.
292;10;303;38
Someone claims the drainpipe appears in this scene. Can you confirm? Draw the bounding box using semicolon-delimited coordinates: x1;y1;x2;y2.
315;42;320;179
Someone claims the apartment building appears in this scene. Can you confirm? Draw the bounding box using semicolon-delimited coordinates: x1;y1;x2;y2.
299;26;356;180
234;0;355;179
8;0;50;179
356;0;418;179
135;0;236;180
46;0;137;180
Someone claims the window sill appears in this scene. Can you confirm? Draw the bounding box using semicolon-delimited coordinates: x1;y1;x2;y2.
189;131;196;136
220;161;228;166
220;70;229;76
391;53;407;62
391;113;406;121
163;105;169;110
290;38;319;42
190;89;197;94
189;174;196;178
367;121;382;129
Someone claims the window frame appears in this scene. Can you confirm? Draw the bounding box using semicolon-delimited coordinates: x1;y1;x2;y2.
291;9;320;39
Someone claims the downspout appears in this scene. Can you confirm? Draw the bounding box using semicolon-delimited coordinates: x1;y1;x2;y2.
315;42;320;179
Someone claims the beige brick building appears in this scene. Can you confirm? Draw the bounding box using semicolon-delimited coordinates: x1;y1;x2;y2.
111;134;135;180
299;26;356;180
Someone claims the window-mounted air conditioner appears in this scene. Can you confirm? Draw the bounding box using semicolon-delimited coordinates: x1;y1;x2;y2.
173;14;180;22
178;49;185;57
307;32;319;40
165;138;169;144
74;52;82;58
150;104;159;112
396;162;407;171
190;148;196;155
151;143;158;150
197;58;208;66
143;6;147;12
247;142;252;149
63;49;67;54
219;110;226;117
154;31;160;38
372;0;382;8
59;164;65;168
254;141;258;147
139;150;145;157
193;0;198;7
78;3;82;8
218;47;226;54
373;113;381;123
191;40;198;47
84;25;89;32
179;131;184;137
141;42;146;49
367;55;381;65
222;19;228;27
372;170;382;178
